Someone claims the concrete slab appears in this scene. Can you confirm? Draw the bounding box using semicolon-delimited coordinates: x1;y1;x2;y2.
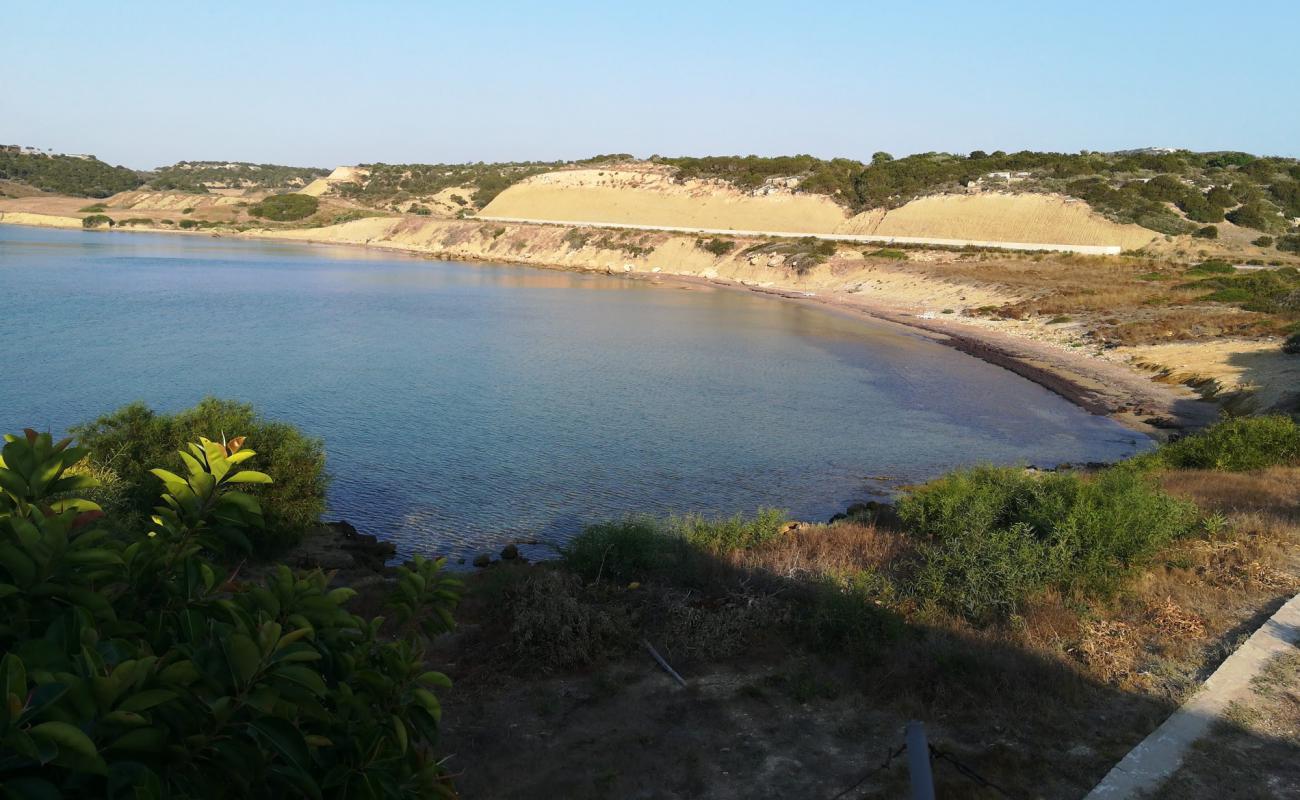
1085;592;1300;799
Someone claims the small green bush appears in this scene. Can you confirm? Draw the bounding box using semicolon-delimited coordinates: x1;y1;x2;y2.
867;248;908;260
677;507;787;552
78;203;107;212
1193;225;1219;239
71;399;328;553
178;218;198;229
81;214;112;228
1226;202;1278;231
562;517;683;583
1185;259;1235;276
1254;236;1275;248
696;237;735;256
562;229;591;249
1157;415;1300;470
1278;235;1300;254
898;465;1195;621
247;193;319;222
563;508;788;583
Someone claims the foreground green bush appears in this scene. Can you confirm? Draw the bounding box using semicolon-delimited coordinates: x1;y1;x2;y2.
562;509;788;584
899;465;1195;621
248;193;319;222
1157;415;1300;470
562;517;686;584
72;399;327;553
678;507;787;552
0;430;459;798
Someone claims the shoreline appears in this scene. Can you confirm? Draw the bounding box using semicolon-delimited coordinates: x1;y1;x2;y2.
0;215;1216;436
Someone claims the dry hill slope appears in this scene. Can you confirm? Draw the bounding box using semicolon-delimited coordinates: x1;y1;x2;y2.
480;166;1159;249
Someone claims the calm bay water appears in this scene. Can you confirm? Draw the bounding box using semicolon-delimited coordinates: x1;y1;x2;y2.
0;225;1148;560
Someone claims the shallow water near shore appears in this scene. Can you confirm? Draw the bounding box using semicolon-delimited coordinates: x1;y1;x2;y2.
0;225;1150;560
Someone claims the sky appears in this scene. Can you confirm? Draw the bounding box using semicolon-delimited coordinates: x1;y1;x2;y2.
3;0;1297;169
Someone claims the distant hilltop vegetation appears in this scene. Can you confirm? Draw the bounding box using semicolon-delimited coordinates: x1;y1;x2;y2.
3;146;1298;243
145;161;331;193
0;146;141;198
278;149;1300;239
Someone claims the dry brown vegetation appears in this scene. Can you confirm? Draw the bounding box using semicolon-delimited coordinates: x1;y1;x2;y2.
902;253;1291;346
435;465;1300;799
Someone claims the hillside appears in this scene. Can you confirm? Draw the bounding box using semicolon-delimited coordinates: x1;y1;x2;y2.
0;146;142;197
656;150;1300;237
144;161;330;192
300;149;1299;252
479;166;1159;249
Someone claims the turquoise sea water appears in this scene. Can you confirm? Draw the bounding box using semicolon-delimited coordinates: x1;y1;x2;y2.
0;225;1148;560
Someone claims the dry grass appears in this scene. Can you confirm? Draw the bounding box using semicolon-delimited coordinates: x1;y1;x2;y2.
440;468;1300;798
900;253;1287;346
726;521;911;580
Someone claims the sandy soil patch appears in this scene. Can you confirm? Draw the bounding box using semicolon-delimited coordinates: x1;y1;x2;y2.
1119;339;1300;411
300;165;368;197
0;211;81;228
858;193;1158;249
481;168;852;233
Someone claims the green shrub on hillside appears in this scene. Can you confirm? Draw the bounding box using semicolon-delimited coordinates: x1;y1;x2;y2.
1254;236;1275;248
0;430;459;798
1185;259;1235;276
1178;194;1225;224
1156;415;1300;470
867;248;908;260
1192;267;1300;314
147;161;328;192
1278;235;1300;254
248;193;319;222
1193;225;1219;239
71;399;327;553
898;465;1195;621
1226;201;1280;231
81;214;113;229
696;237;735;256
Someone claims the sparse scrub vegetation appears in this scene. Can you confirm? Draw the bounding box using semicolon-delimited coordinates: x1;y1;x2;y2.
740;237;836;274
867;248;908;260
655;150;1300;236
81;214;113;228
145;161;328;192
696;237;735;256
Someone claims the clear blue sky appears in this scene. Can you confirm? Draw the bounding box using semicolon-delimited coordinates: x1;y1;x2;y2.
4;0;1296;169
